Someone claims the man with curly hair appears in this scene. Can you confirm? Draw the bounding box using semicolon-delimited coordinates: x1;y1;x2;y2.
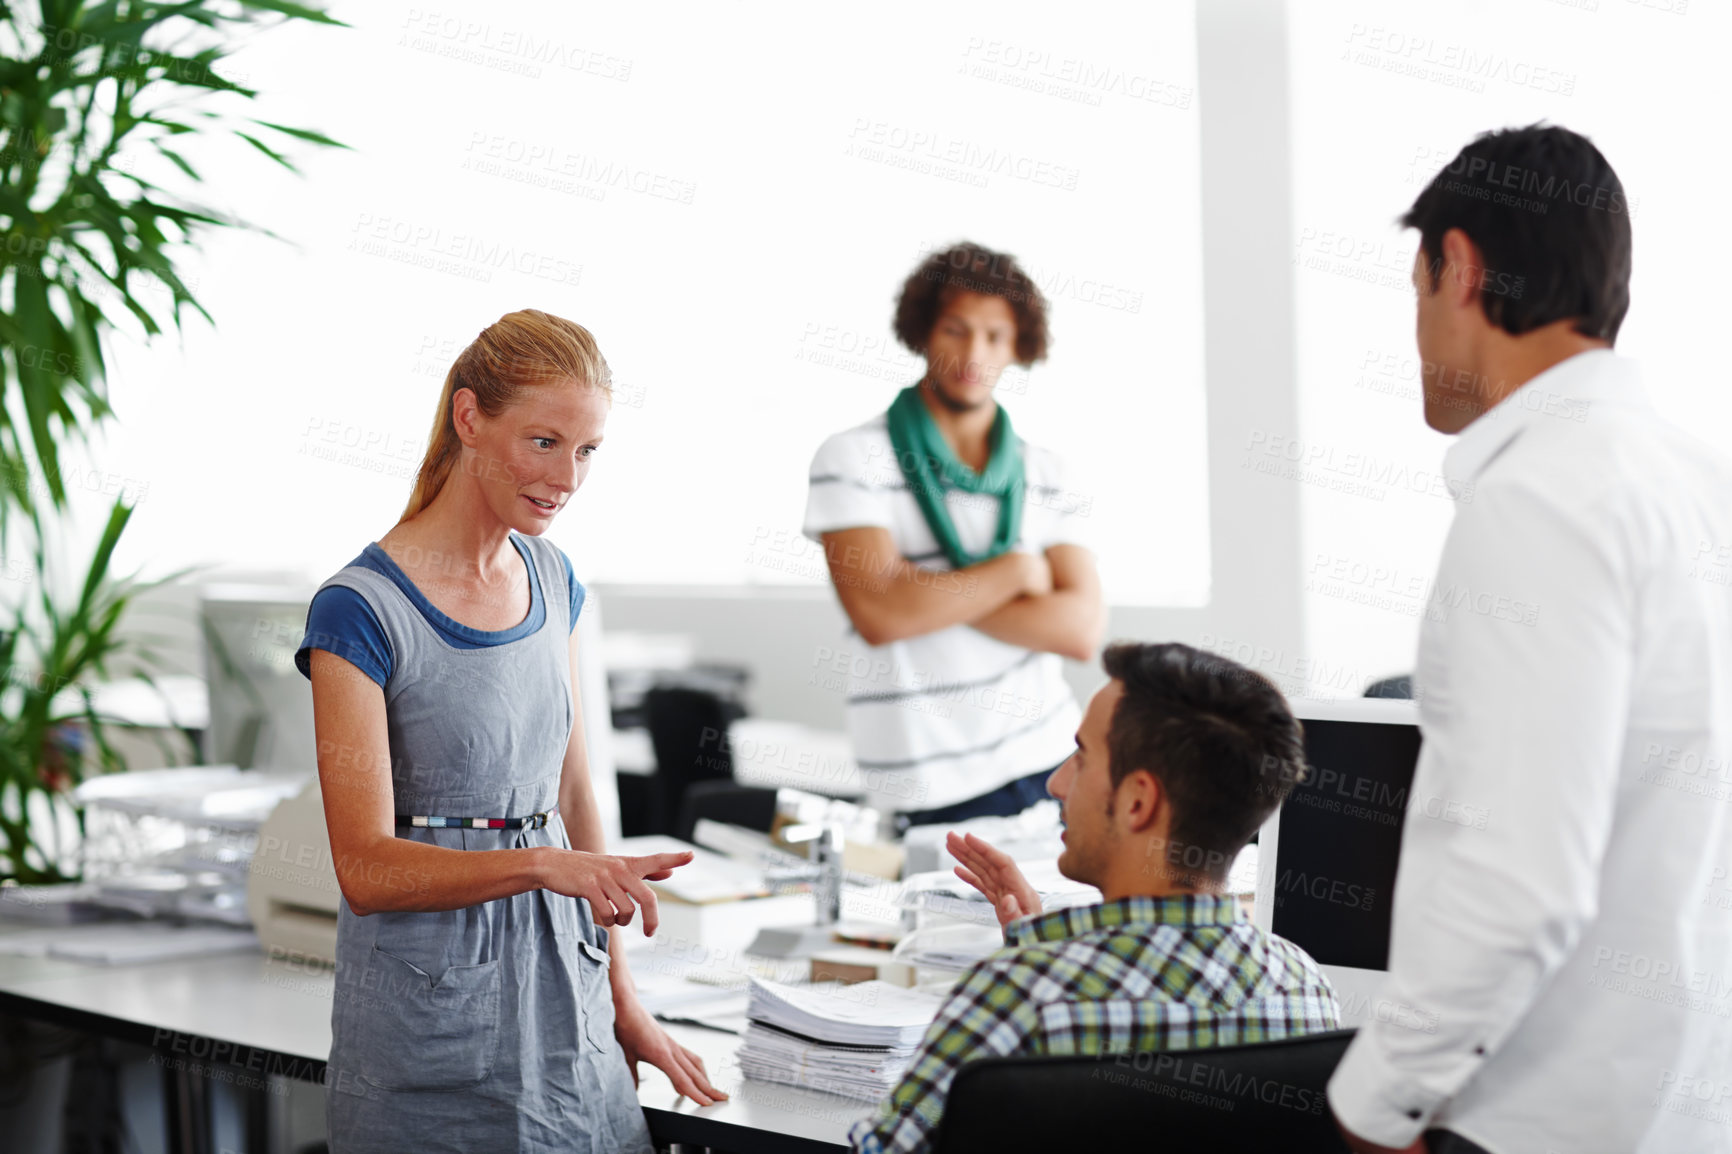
803;241;1106;828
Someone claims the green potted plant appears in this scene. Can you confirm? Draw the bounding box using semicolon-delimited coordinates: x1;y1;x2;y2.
0;0;347;883
0;499;202;882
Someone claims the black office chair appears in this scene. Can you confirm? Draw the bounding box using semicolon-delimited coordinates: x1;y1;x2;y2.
933;1028;1357;1154
673;780;779;844
642;686;740;836
1364;674;1414;699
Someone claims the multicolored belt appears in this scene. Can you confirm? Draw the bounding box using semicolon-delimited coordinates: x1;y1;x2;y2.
396;806;557;830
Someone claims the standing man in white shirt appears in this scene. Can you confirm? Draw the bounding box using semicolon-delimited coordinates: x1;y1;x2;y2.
803;241;1106;828
1329;124;1732;1154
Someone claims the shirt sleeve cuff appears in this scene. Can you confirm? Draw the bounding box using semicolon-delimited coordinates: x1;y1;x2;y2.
1327;1027;1443;1149
847;1117;881;1152
1004;913;1042;947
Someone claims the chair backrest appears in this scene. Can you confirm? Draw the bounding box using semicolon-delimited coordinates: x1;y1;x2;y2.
933;1029;1357;1154
673;781;779;844
1363;673;1414;699
643;686;737;834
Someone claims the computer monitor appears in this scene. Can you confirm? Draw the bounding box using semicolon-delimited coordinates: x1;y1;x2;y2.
200;583;321;774
1253;697;1421;1027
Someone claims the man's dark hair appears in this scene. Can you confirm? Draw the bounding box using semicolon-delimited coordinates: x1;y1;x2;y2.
893;241;1050;365
1101;642;1307;881
1404;123;1632;343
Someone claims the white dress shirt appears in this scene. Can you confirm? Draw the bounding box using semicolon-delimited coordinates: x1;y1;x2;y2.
1328;349;1732;1153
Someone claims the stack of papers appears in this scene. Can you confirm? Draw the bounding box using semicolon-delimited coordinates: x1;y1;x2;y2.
891;860;1100;972
72;765;305;827
899;802;1066;875
73;766;308;927
892;920;1006;971
0;883;109;924
739;1023;918;1101
746;977;938;1046
738;978;944;1101
898;860;1102;921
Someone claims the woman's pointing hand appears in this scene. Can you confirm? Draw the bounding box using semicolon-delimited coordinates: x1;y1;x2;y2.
542;849;694;936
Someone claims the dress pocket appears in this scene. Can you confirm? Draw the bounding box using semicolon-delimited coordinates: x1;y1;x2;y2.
543;890;617;1054
573;938;616;1053
351;945;504;1091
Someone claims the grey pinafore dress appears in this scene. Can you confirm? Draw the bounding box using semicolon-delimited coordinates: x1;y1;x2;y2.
314;533;652;1153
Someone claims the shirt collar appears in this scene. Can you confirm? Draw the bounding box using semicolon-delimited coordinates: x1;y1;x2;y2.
1440;348;1646;501
1007;893;1245;947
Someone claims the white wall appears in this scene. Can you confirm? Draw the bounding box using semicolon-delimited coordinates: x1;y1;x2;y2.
55;0;1210;611
1287;0;1732;690
595;0;1313;724
64;0;1731;736
77;0;1315;734
593;0;1732;722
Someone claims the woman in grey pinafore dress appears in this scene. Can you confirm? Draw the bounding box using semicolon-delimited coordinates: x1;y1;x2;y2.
298;310;722;1153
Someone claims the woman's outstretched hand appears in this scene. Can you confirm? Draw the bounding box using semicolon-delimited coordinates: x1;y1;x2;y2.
541;849;693;936
947;831;1042;931
614;994;730;1107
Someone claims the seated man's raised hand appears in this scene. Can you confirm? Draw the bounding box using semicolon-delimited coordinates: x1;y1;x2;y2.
947;830;1042;931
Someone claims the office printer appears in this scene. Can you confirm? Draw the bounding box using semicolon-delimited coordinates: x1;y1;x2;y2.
244;776;341;966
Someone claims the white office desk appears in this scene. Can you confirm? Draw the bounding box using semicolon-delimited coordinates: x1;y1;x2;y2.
634;1025;868;1152
0;923;858;1152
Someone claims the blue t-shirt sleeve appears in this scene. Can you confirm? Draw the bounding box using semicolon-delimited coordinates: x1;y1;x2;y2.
560;548;586;633
295;585;393;687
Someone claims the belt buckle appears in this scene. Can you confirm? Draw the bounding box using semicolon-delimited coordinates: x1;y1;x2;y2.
528;810;550;830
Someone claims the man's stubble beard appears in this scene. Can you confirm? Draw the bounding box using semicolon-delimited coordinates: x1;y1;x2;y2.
922;373;993;415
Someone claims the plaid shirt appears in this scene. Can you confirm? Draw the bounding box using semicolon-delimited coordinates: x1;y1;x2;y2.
849;894;1341;1153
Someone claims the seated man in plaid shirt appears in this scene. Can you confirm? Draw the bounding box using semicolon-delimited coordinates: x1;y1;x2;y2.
850;641;1341;1153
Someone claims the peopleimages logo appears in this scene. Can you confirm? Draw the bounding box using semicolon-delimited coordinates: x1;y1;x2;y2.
956;37;1194;111
1591;947;1732;1001
1341;25;1576;96
845;119;1081;191
1107;1051;1328;1114
1432;154;1631;215
1275;868;1376;913
1242;429;1466;504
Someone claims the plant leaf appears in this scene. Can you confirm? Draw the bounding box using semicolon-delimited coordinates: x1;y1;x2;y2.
249;118;349;150
233;2;348;27
233;130;299;173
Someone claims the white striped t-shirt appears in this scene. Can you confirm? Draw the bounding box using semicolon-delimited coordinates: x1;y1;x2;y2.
802;412;1094;812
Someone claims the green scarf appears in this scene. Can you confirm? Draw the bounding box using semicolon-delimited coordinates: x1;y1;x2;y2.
885;383;1025;570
